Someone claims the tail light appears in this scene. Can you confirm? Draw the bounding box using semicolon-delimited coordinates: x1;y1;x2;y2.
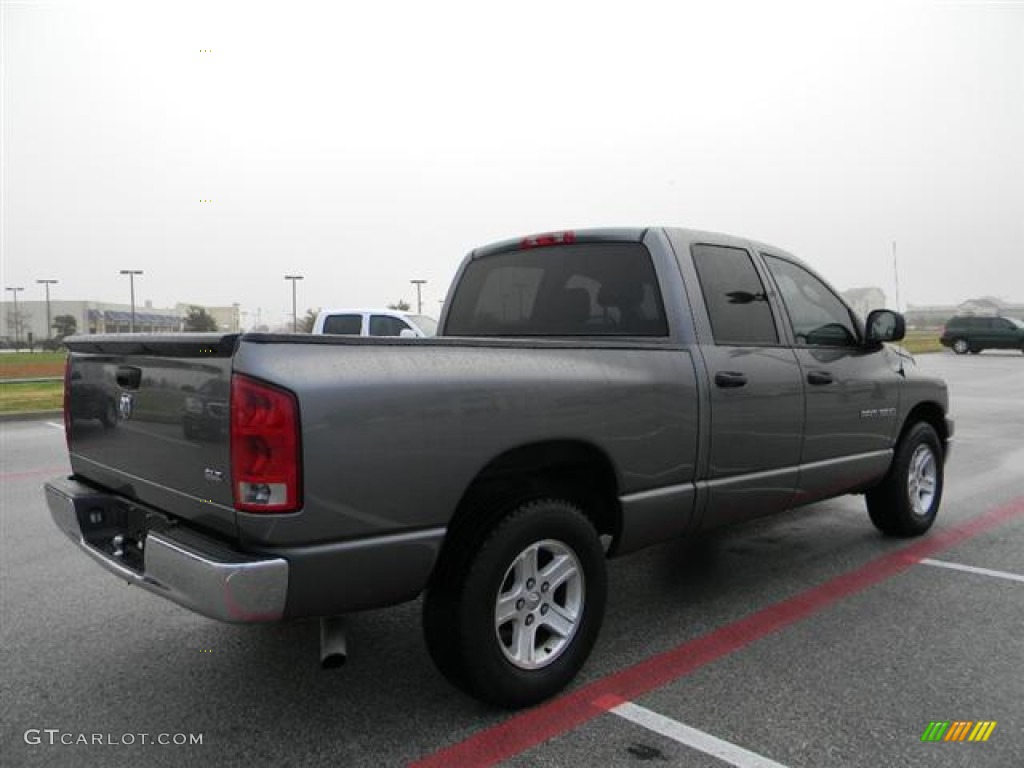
519;231;577;249
63;356;71;450
230;374;302;513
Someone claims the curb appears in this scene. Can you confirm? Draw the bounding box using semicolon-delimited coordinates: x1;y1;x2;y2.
0;410;63;423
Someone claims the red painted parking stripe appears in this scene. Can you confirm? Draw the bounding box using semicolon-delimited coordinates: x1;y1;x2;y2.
411;496;1024;768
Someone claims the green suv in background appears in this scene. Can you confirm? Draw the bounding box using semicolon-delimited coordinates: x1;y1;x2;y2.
940;315;1024;354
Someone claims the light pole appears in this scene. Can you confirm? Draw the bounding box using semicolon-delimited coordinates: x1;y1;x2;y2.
119;270;143;332
37;279;58;342
284;275;304;332
410;279;427;314
5;286;24;348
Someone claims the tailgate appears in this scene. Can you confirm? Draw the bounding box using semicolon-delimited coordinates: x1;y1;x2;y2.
65;334;239;539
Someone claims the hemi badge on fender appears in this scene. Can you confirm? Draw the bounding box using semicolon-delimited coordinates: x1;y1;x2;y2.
204;468;225;483
860;407;896;419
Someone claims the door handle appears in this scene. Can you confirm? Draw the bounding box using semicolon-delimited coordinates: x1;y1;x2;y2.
714;371;748;388
807;370;834;386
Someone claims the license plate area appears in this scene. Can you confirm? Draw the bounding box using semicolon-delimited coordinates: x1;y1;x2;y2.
75;497;170;575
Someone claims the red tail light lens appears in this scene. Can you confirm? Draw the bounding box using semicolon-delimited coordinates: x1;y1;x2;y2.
230;374;302;513
63;356;71;450
519;231;577;249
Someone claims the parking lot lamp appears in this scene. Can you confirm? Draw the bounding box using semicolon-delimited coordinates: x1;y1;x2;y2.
5;286;24;348
285;275;304;332
410;279;427;314
36;279;58;342
119;270;143;332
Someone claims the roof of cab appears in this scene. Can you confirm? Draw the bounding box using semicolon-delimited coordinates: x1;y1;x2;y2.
470;226;804;266
471;228;649;259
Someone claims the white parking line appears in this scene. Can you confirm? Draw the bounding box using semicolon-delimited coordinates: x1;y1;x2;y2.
921;558;1024;584
609;700;789;768
45;422;64;431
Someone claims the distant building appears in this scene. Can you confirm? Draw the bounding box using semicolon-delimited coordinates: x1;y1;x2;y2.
1;299;181;345
956;297;1005;316
841;287;887;321
1;298;242;345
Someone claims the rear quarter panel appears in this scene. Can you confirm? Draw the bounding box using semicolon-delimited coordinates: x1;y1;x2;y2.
232;337;700;547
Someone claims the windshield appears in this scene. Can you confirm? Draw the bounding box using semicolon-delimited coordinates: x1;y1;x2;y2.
1007;317;1024;329
409;315;438;336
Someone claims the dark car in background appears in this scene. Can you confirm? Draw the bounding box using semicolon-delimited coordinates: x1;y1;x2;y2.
68;367;118;427
940;315;1024;354
181;377;229;440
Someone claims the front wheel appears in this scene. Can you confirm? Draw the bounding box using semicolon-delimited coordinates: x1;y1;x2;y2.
866;422;944;537
952;338;969;355
423;498;607;708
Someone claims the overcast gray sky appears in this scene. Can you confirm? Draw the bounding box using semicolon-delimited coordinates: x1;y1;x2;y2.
3;0;1022;327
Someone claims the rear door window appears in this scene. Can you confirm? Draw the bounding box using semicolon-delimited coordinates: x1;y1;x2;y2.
691;244;778;345
322;314;363;335
445;243;668;336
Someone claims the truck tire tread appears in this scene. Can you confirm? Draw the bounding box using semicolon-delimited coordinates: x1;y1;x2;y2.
423;497;606;708
866;422;943;537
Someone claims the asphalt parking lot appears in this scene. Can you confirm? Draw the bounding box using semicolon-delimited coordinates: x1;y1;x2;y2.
2;351;1022;767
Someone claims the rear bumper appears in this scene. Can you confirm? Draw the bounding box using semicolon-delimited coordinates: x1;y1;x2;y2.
45;476;288;623
45;476;447;622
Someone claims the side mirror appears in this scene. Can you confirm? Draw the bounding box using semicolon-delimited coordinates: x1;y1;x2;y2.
865;309;905;344
398;329;419;338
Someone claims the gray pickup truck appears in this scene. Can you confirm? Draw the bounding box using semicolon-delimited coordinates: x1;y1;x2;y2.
46;227;952;707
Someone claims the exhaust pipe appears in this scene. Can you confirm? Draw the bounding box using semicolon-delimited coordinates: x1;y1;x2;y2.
319;616;348;669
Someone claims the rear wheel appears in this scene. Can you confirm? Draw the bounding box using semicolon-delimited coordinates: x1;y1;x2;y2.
866;422;943;537
423;497;606;708
951;338;969;355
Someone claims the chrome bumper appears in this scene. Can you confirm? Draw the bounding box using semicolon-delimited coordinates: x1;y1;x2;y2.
45;476;288;623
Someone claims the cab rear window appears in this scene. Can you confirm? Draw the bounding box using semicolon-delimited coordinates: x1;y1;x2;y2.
445;243;668;337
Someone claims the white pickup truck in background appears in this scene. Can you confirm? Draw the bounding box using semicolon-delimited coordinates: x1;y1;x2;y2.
312;308;438;337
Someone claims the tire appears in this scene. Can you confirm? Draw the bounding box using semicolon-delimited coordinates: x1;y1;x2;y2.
866;422;943;537
951;338;969;355
423;498;607;708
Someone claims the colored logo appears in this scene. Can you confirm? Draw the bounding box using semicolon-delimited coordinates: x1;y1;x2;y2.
921;721;997;742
